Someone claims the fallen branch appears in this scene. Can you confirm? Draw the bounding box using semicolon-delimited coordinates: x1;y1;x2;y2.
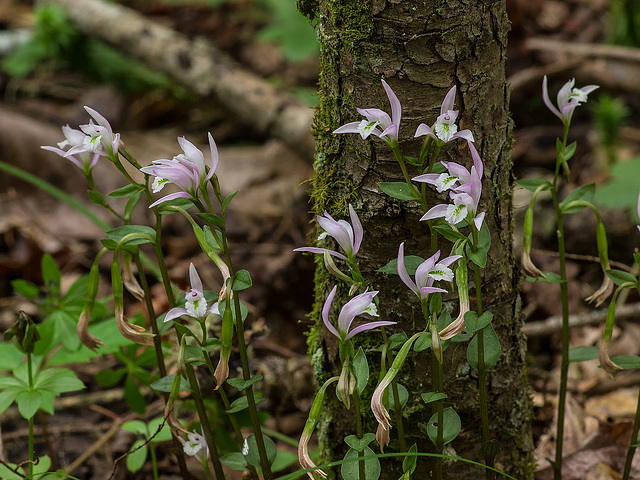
523;302;640;338
37;0;315;159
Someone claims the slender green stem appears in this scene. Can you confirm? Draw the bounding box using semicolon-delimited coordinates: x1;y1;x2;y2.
623;387;640;480
27;352;34;479
352;389;366;480
184;363;226;479
380;328;406;452
552;124;570;480
432;350;443;480
212;177;273;480
149;442;159;480
202;355;260;480
391;146;425;210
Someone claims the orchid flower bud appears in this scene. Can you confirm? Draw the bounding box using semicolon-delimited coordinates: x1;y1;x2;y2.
336;359;357;410
440;260;470;340
215;299;234;388
371;332;423;451
521;200;547;280
298;377;337;479
78;249;107;352
122;252;145;302
586;220;613;306
112;257;154;346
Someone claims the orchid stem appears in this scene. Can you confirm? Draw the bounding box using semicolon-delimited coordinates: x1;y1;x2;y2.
380;328;406;452
353;389;366;480
552;123;571;480
27;351;34;479
622;386;640;480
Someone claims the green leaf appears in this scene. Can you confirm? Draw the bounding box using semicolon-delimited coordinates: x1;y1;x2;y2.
378;255;424;275
352;347;369;394
227;393;263;413
88;189;109;207
427;407;461;446
563;141;577;162
106;225;156;246
388;332;408;350
36;368;85;393
227;375;263;392
41;253;61;296
96;368;126;387
515;178;553;192
220;452;247;470
196;212;225;229
203;225;222;250
156;197;194;213
467;325;501;370
16;389;42;419
124;374;146;415
466;222;491;268
0;343;26;371
272;449;299;473
147;417;173;443
341;446;381;480
242;433;277;468
126;439;148;473
150;373;191;393
610;355;640;370
344;433;376;452
524;272;566;284
0;389;19;414
11;279;40;299
421;392;447;404
402;443;418;475
222;190;239;213
388;383;409;411
414;333;432;352
463;311;493;333
124;191;143;221
432;224;468;242
559;183;595;214
121;420;148;436
378;182;417;201
605;269;638;287
569;346;599;363
108;183;144;198
232;270;252;291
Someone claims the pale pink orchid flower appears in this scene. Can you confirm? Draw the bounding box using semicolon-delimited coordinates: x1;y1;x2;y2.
542;76;598;124
414;86;475;145
397;242;461;300
163;263;219;322
333;79;402;145
419;142;485;230
294;204;363;262
322;286;395;342
41;124;102;173
141;133;219;207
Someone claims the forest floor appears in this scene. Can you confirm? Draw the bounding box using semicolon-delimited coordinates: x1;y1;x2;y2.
1;0;640;479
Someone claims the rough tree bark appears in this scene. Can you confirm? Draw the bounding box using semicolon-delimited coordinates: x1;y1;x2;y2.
299;0;533;478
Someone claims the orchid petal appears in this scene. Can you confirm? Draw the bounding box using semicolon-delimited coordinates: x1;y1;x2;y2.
346;320;396;340
148;191;191;208
414;123;437;139
420;204;448;222
382;79;402;128
188;263;204;295
542;76;562;120
441;85;457;115
349;204;364;255
293;247;348;260
333;122;364;135
337;290;378;335
321;286;341;339
397;243;419;296
164;307;189;323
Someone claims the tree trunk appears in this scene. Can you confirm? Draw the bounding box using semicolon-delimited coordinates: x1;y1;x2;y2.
299;0;533;478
